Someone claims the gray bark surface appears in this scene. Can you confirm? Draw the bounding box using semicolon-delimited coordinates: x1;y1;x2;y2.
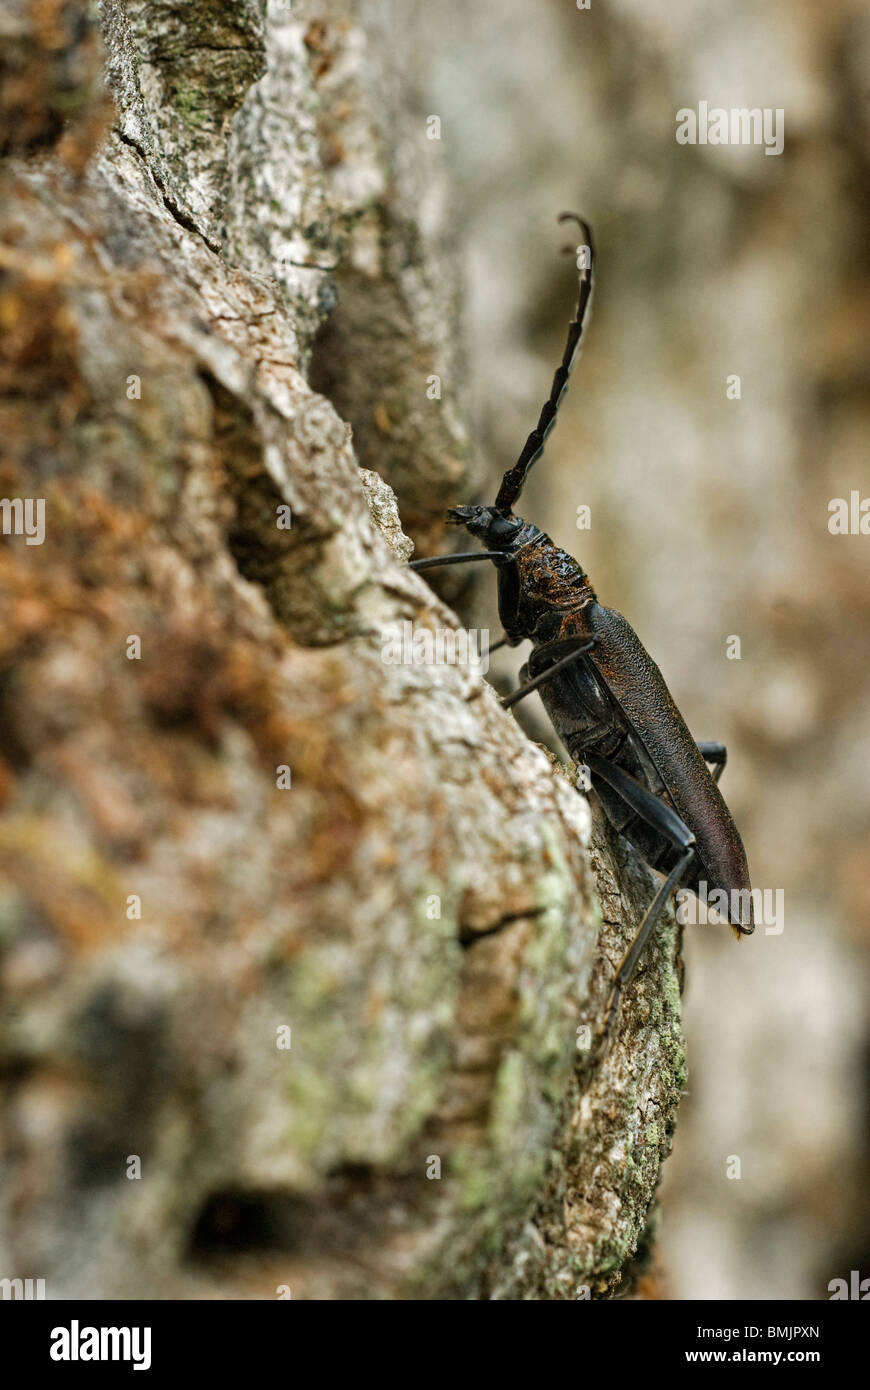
0;0;685;1298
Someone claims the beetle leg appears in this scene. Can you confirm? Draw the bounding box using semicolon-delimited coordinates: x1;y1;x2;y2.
500;638;595;710
582;750;697;1059
697;740;727;784
585;750;695;853
525;636;596;678
409;551;506;571
595;845;697;1061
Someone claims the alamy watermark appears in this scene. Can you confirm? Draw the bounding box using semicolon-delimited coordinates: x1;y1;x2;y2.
50;1321;151;1370
0;1276;45;1299
828;491;870;534
381;621;490;673
828;1270;870;1299
676;103;784;156
0;497;45;545
676;881;784;935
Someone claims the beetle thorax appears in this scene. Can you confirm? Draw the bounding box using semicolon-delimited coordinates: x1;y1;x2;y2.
513;534;596;621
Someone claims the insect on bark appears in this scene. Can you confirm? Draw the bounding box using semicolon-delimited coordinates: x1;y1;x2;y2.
410;214;753;1055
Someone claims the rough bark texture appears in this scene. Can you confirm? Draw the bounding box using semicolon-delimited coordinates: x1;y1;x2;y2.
0;0;686;1299
414;0;870;1299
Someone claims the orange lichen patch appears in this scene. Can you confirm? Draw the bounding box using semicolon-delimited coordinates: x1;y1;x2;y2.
0;817;124;951
290;814;365;892
126;617;341;800
70;489;152;548
0;590;59;662
218;641;299;761
0;557;87;664
137;627;235;745
0;275;88;418
50;746;148;856
108;732;230;821
0;515;144;663
0;0;109;165
0;236;78;284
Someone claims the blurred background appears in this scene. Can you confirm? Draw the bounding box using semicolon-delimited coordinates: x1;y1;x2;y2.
411;0;870;1299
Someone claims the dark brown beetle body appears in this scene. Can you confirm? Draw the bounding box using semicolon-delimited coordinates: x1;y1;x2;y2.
449;509;753;932
411;214;753;1046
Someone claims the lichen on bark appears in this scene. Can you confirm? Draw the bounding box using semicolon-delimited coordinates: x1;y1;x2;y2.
0;0;685;1299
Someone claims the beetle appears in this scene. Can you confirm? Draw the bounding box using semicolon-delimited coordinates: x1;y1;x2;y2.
410;214;753;1052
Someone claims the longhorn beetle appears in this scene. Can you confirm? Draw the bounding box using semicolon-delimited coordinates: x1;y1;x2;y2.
410;213;753;1054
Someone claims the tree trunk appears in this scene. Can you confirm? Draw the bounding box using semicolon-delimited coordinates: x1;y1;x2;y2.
0;0;685;1299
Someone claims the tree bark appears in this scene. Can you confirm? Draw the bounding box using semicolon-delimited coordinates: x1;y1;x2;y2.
0;0;685;1298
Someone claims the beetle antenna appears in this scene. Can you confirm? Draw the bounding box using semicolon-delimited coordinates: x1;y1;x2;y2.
494;213;595;514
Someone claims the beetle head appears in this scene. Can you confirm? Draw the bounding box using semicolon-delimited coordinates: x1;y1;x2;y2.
447;506;539;555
